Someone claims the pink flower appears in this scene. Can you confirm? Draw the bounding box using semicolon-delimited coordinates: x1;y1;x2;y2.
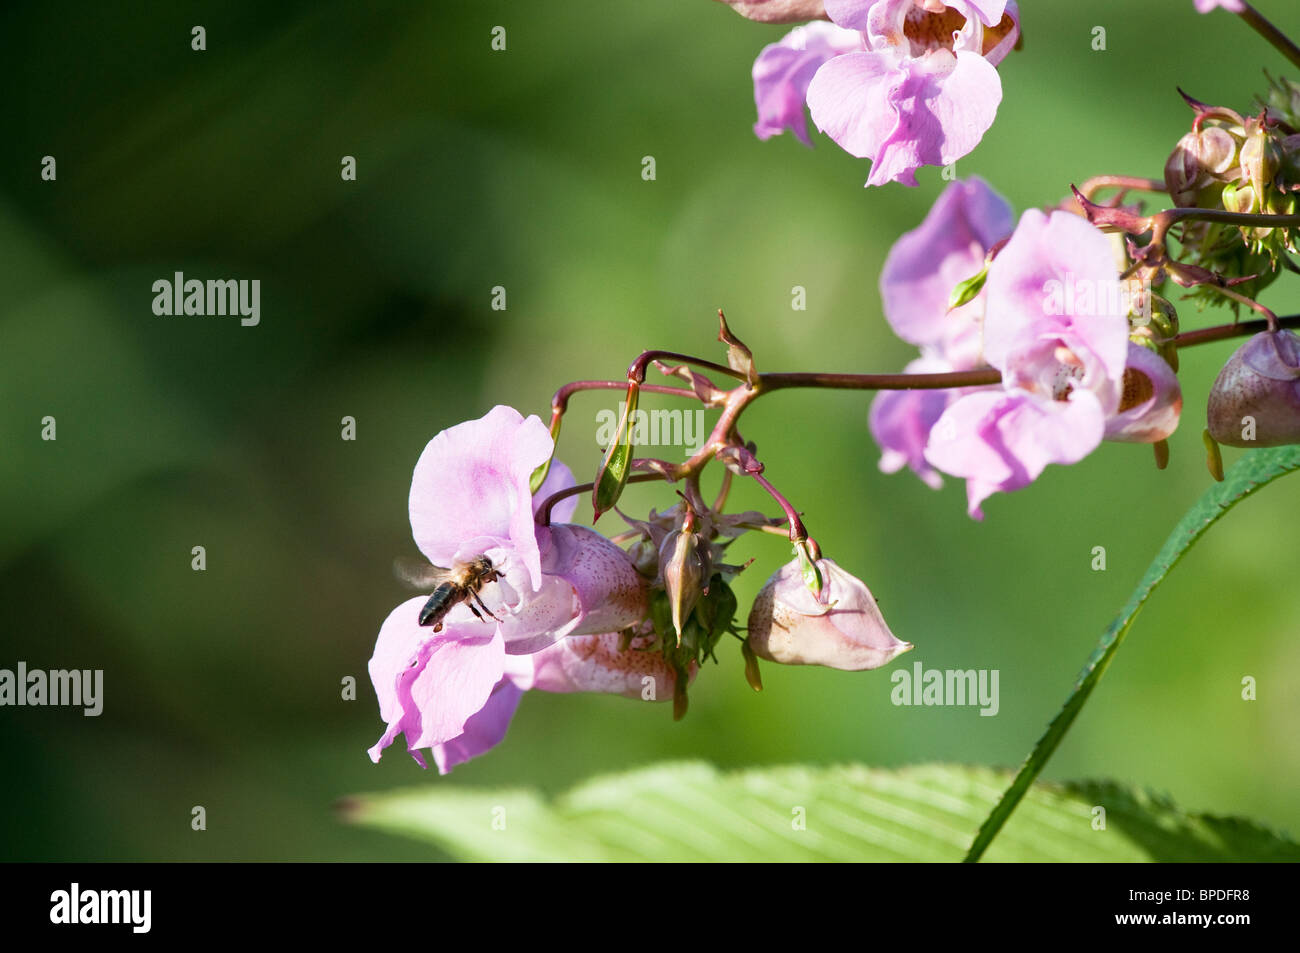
368;405;651;771
746;557;911;670
923;209;1134;518
1193;1;1245;13
406;405;644;653
869;176;1013;487
753;23;863;145
806;0;1020;186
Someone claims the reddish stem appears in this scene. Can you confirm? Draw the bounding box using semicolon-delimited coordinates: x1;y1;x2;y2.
535;472;667;525
758;369;1002;392
1239;2;1300;72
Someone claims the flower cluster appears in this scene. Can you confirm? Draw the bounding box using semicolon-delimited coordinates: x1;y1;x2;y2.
369;404;905;772
870;178;1182;517
367;0;1300;775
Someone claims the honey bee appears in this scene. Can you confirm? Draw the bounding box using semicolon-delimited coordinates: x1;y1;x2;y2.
394;555;502;631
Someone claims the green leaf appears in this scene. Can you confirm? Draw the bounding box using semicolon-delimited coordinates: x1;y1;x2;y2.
528;458;553;496
947;265;989;311
529;415;563;495
965;445;1300;862
343;762;1300;862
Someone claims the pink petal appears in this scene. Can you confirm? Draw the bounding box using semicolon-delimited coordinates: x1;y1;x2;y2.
366;599;506;766
1194;0;1245;13
824;0;875;30
870;50;1001;187
431;677;525;774
529;633;683;700
1104;344;1183;443
951;0;1009;26
497;524;648;655
808;47;1002;188
532;457;577;523
983;210;1130;381
1001;329;1122;417
980;0;1020;67
551;525;649;635
753;23;862;146
880;176;1013;346
807;50;904;164
925;389;1105;518
720;0;832;24
495;571;585;655
408;405;553;590
869;356;959;489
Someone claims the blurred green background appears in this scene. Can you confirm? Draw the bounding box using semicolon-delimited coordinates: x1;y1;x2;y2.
2;0;1298;860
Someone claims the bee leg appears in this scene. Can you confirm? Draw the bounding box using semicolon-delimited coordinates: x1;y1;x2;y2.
432;621;444;632
466;601;486;623
472;591;501;622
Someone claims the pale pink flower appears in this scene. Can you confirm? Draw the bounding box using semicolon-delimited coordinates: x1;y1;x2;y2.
924;209;1131;518
806;0;1020;186
747;557;911;670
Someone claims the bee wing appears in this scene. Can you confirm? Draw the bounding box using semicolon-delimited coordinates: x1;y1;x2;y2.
393;556;449;589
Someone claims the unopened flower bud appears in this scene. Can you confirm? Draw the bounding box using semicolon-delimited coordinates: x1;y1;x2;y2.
746;557;911;671
626;538;660;578
1264;188;1297;219
1130;292;1179;371
1198;126;1239;177
1278;134;1300;191
658;525;709;642
1206;330;1300;447
1165;131;1204;206
1265;75;1300;127
1240;125;1282;196
1222;181;1259;215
